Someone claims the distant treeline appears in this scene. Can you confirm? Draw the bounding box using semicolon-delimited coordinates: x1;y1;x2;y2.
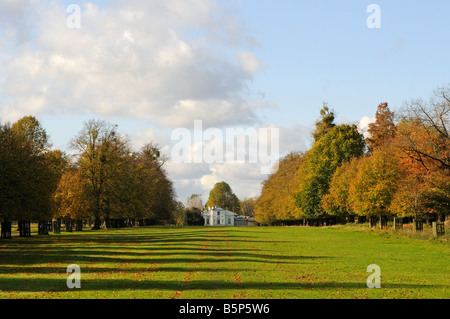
255;85;450;225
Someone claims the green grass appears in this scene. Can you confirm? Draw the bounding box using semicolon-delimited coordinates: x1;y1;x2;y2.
334;222;450;244
0;226;448;299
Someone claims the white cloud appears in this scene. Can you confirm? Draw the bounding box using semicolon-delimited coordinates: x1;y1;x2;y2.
166;162;212;181
0;106;25;123
162;99;258;128
162;121;311;203
200;163;264;200
130;126;171;153
277;123;311;154
0;0;267;128
358;115;375;138
0;0;293;205
237;51;262;76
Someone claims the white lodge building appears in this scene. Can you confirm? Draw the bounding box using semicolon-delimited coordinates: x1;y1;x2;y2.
202;207;237;226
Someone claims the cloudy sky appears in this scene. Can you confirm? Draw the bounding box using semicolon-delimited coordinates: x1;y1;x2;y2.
1;0;449;205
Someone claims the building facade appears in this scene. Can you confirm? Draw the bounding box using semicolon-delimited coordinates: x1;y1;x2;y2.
202;207;236;226
201;207;251;227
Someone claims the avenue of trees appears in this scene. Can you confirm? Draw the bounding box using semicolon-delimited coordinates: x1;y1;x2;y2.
0;118;176;238
255;86;450;227
1;85;448;237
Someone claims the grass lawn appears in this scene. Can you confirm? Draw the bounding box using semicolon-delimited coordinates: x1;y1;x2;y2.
0;226;448;299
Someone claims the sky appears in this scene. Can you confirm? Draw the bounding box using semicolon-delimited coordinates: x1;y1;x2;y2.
1;0;449;205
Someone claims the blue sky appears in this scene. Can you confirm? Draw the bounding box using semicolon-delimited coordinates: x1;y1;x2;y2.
238;0;450;125
1;0;449;203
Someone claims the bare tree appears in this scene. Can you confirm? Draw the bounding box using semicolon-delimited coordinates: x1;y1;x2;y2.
398;85;450;171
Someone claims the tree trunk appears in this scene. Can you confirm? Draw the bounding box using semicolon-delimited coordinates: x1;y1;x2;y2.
105;217;112;229
75;220;83;231
92;216;101;230
379;215;384;229
52;219;61;234
38;220;49;235
65;219;73;232
1;219;12;239
19;221;31;237
413;216;423;232
369;216;375;228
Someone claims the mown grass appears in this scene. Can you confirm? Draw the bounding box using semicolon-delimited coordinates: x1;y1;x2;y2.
0;226;448;299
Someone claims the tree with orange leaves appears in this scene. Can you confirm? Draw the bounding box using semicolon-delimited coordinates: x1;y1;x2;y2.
396;86;450;221
54;169;93;221
322;157;361;220
254;152;305;224
349;145;401;226
366;102;396;152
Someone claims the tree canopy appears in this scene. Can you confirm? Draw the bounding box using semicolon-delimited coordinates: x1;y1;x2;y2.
254;152;305;224
206;181;240;212
1;117;178;234
312;103;336;142
366;102;396;152
295;124;365;218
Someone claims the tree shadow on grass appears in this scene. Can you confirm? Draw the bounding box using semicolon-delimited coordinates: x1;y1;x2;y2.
0;277;444;293
0;266;254;275
0;231;333;266
0;228;446;296
0;251;332;266
0;229;289;249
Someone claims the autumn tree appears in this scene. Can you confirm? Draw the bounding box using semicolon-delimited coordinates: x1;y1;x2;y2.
54;168;92;222
55;139;176;228
206;182;240;212
365;103;396;152
295;124;365;218
390;174;426;220
0;123;36;236
0;117;69;237
390;138;430;220
254;177;279;225
322;157;361;221
254;152;305;224
99;139;136;226
420;171;450;221
396;86;450;221
11;117;62;233
349;145;401;226
398;86;449;171
312;103;336;142
239;197;257;217
135;144;176;223
173;201;186;226
12;116;51;154
70;120;126;229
